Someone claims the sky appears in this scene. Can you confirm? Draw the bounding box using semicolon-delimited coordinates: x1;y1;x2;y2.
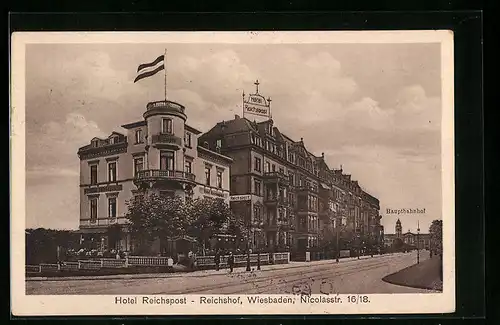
25;42;443;233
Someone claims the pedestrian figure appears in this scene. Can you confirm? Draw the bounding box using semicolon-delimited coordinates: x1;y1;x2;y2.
228;252;235;273
214;249;221;271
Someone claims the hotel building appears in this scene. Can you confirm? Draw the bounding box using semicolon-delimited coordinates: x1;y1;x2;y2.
77;100;233;252
199;82;383;253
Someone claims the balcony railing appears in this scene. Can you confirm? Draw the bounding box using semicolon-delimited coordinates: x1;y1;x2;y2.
264;196;287;205
151;134;182;146
263;172;289;185
135;169;196;183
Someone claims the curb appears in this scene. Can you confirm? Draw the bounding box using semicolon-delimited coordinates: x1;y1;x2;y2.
381;258;442;292
27;254;396;282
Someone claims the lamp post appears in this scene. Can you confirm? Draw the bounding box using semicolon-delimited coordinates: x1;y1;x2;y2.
246;226;251;271
335;217;340;263
417;221;420;264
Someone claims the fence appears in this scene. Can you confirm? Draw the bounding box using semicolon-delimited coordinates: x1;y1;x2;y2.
195;253;272;269
127;256;169;266
26;252;291;275
272;252;290;264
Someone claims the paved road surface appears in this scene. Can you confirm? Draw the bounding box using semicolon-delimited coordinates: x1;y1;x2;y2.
26;251;435;295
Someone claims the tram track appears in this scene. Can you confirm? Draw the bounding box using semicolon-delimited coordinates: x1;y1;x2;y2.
153;255;398;295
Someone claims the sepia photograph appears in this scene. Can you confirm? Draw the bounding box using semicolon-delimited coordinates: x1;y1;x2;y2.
11;31;455;315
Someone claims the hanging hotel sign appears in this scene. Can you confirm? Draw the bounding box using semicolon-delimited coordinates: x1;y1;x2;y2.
229;195;252;202
242;80;271;118
244;95;270;117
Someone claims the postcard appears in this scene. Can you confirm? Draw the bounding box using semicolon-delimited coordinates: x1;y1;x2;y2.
11;30;455;316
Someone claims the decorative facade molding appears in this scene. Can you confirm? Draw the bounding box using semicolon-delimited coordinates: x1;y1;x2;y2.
78;142;128;160
84;184;123;194
105;192;119;198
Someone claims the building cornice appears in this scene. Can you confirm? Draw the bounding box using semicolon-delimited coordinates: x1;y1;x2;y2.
197;146;233;165
78;142;128;160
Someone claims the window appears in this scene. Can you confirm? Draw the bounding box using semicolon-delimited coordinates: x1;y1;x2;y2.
254;205;262;222
279;167;284;174
135;129;143;144
162;118;173;134
265;162;270;173
160;151;174;170
216;170;223;189
109;137;116;144
254;180;261;196
254;157;262;172
108;197;117;218
91;139;99;148
133;158;144;177
90;165;98;185
90;198;98;220
216;139;222;148
108;162;117;182
184;131;192;148
184;160;192;174
272;164;276;172
205;166;211;186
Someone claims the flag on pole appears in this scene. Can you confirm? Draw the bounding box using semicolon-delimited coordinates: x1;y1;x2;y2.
134;55;165;83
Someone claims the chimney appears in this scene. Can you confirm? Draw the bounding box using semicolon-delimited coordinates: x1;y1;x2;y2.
221;121;226;131
234;114;240;119
322;152;325;158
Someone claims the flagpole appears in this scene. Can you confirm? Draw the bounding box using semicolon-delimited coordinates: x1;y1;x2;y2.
164;49;167;101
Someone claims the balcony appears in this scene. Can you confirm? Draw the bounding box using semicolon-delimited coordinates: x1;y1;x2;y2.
151;133;182;149
264;195;287;206
134;169;196;186
296;186;318;194
263;172;289;186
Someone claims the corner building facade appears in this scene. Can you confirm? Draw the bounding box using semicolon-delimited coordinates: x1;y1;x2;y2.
77;100;232;253
200;88;383;253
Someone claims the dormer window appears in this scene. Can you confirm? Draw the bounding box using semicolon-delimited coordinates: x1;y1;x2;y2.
91;139;99;148
216;139;222;148
162;118;173;134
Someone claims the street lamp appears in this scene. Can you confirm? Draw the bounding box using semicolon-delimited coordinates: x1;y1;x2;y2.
335;217;341;263
417;221;420;264
246;226;251;271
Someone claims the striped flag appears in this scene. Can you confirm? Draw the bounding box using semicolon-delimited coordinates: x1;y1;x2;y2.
134;55;165;83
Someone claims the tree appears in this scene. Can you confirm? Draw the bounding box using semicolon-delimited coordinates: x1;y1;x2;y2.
392;238;405;252
125;193;190;254
429;219;443;256
107;224;123;250
186;198;240;252
25;228;80;264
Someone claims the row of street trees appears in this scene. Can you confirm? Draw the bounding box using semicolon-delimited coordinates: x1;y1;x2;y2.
125;194;245;255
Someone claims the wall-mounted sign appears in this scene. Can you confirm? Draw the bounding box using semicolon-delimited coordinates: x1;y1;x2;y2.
229;195;252;202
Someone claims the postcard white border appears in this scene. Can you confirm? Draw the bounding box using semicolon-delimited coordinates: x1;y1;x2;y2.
10;30;455;316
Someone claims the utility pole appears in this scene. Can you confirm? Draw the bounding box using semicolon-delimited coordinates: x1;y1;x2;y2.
417;221;420;264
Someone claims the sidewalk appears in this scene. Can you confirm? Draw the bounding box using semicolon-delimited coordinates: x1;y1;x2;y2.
27;253;398;282
382;255;443;291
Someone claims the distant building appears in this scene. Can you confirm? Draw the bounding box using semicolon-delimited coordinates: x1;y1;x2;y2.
384;219;430;249
199;81;383;252
77;100;233;253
